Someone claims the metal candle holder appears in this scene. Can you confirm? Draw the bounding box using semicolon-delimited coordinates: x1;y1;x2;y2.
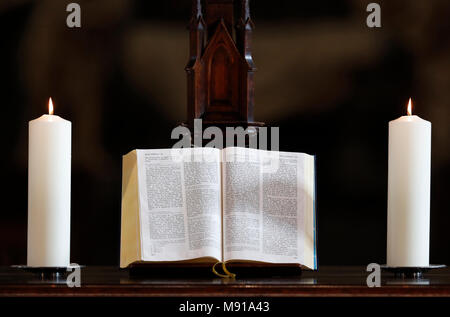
381;264;446;279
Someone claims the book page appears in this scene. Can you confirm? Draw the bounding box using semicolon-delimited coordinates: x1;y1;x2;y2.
136;148;222;262
222;147;316;269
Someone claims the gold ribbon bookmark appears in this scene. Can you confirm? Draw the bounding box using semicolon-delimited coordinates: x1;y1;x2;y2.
212;261;236;279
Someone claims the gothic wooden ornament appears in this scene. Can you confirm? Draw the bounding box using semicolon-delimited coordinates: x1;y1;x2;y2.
186;0;264;130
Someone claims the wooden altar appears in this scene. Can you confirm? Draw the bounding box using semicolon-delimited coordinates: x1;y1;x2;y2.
1;266;450;297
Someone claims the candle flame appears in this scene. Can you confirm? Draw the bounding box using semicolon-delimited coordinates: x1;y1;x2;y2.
407;98;413;116
48;98;54;115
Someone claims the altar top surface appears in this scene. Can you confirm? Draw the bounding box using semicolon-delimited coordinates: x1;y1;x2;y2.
1;266;450;297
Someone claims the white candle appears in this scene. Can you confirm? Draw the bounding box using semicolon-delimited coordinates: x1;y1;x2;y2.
387;99;431;267
27;98;72;267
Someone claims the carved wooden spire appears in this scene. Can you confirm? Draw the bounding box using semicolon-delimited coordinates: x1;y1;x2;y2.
237;0;255;69
242;0;250;21
205;0;234;39
192;0;202;19
187;0;205;69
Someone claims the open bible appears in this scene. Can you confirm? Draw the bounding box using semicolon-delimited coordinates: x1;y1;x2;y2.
120;147;317;274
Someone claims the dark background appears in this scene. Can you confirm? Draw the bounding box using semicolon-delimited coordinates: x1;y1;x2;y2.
0;0;449;266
